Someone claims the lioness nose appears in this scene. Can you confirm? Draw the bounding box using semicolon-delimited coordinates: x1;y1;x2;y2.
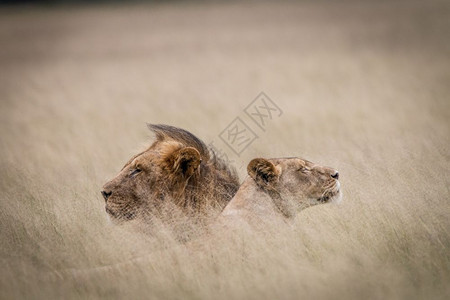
101;190;112;201
331;171;339;180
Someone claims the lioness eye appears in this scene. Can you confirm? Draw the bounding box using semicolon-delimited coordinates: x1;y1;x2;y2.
300;167;310;173
130;168;142;177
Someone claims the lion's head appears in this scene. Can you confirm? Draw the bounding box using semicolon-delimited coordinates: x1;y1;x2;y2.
221;157;341;219
101;124;240;222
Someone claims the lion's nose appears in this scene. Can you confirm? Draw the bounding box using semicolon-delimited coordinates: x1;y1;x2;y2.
101;190;112;201
331;171;339;180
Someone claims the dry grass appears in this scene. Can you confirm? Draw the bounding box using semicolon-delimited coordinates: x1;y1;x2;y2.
1;0;449;299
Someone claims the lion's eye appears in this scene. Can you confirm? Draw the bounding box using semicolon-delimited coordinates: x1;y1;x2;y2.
130;168;142;177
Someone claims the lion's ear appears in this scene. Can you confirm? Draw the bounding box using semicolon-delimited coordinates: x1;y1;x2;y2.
247;158;280;188
167;147;202;178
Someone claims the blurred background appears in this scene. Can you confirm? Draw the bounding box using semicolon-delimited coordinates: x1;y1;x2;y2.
1;0;449;299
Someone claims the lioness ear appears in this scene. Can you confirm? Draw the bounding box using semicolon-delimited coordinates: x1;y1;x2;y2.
247;158;280;188
167;147;202;178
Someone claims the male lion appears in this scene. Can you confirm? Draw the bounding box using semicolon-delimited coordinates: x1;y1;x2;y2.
101;124;240;222
220;157;341;222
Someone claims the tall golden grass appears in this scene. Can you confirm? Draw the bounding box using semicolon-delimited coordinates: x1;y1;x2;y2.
1;1;449;299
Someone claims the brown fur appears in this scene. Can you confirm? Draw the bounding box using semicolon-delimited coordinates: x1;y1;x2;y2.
220;157;341;222
102;124;240;222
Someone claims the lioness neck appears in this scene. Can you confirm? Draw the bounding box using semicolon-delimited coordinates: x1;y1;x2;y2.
220;177;281;218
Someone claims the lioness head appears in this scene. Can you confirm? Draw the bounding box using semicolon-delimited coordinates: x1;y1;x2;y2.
218;157;341;231
248;157;341;210
101;124;240;222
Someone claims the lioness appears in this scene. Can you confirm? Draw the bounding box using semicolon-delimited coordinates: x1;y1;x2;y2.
101;124;240;221
220;157;341;221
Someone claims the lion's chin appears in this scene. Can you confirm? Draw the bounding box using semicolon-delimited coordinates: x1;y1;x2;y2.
330;180;342;204
105;206;136;224
316;181;342;205
330;189;343;205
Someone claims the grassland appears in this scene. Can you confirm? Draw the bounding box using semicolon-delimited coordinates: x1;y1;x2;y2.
1;1;449;299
